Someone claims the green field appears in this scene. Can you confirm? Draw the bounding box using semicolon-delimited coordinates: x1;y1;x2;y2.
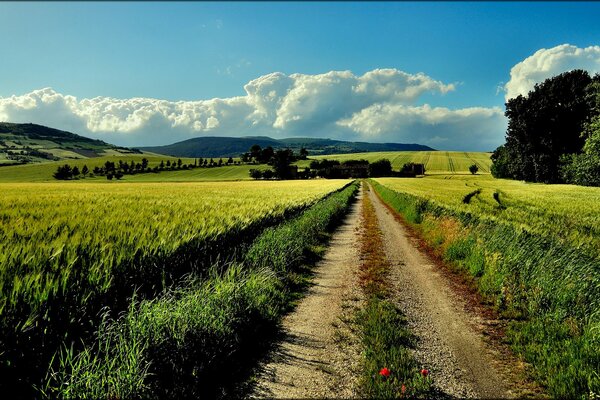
0;150;492;182
0;179;350;395
372;176;600;397
300;151;492;174
376;175;600;256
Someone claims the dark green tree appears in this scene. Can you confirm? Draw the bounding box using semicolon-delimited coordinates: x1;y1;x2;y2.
249;169;263;179
81;165;89;177
368;159;392;177
493;69;594;183
299;147;309;160
469;164;479;175
53;164;73;180
249;144;262;160
271;149;295;179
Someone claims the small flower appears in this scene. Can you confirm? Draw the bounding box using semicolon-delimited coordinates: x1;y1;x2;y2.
401;384;407;394
379;367;391;377
420;368;429;377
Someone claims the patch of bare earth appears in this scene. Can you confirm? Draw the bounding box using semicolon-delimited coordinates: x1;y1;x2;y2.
367;184;543;399
250;189;364;399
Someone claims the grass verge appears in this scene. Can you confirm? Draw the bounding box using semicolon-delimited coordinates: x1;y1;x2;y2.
370;179;600;398
43;181;360;399
356;183;431;398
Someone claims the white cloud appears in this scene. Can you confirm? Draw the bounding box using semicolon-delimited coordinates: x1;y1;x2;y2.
504;44;600;101
0;68;502;150
337;104;506;151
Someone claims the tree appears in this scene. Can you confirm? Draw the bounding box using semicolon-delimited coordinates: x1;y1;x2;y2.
53;164;73;180
249;169;263;179
160;160;165;169
561;106;600;186
469;164;479;175
493;69;594;183
259;146;275;164
299;147;309;160
166;160;171;167
249;144;262;160
271;149;295;179
72;166;80;178
81;165;89;177
177;158;182;169
227;157;234;164
262;169;274;179
368;159;392;177
141;158;149;170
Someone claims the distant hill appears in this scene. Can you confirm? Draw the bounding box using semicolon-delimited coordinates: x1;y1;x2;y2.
140;136;434;158
0;122;139;165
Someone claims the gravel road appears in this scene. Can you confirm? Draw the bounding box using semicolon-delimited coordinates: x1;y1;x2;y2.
250;190;364;399
250;184;533;399
367;185;513;398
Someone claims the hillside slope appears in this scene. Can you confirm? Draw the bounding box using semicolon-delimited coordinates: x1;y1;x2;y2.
0;122;138;165
140;136;434;158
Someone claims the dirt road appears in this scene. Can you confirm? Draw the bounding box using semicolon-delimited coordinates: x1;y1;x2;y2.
250;190;364;398
252;184;521;398
366;185;512;398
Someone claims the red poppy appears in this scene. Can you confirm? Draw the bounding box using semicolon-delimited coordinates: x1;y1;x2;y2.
420;368;429;377
379;367;391;377
401;384;407;394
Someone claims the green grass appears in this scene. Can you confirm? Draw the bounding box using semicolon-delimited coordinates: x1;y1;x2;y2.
45;181;360;399
371;177;600;398
375;175;600;259
297;151;492;174
0;180;350;395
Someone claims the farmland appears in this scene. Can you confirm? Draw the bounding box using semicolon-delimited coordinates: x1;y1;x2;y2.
375;175;600;257
372;176;600;397
0;150;493;183
0;180;352;396
300;150;492;174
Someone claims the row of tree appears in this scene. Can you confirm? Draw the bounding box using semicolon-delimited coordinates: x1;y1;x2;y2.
241;145;308;164
53;156;241;180
250;158;428;180
491;69;600;186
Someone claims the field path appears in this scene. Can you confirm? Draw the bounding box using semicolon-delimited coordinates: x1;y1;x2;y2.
367;185;514;398
250;189;364;398
251;184;528;399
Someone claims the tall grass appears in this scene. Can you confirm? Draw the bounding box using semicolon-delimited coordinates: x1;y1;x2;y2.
0;180;350;395
44;181;360;398
371;179;600;398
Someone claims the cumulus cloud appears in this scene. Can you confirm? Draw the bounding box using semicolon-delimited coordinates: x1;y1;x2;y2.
338;104;506;151
504;44;600;101
0;68;502;150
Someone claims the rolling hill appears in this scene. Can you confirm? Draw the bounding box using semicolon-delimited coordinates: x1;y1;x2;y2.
0;122;139;165
139;136;434;158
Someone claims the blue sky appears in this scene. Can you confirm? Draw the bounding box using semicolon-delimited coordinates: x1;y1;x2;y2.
1;2;600;150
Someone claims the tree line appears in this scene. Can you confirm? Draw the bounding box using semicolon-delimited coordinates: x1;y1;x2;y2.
491;69;600;186
53;156;241;180
250;156;428;180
